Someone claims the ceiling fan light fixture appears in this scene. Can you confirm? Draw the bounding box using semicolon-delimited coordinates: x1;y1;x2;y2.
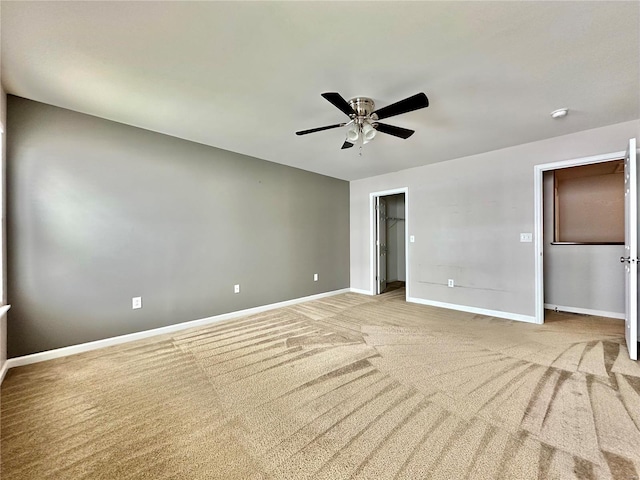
362;122;376;142
346;124;360;142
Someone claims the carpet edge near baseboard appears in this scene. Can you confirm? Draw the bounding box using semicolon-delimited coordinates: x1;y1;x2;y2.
2;288;353;379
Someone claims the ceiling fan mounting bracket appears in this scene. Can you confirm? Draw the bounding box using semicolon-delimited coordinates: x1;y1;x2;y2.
348;97;375;119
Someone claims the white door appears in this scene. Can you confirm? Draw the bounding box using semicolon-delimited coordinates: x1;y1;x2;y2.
376;197;387;294
624;138;638;360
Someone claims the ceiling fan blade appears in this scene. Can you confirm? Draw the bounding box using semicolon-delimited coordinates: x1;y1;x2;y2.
371;93;429;120
321;92;357;117
375;123;415;139
296;123;346;136
341;141;354;149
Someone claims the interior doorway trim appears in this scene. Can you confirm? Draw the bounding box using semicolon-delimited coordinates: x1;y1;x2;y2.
369;187;409;299
534;150;626;325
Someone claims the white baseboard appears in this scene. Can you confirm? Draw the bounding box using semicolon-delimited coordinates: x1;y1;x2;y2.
407;297;537;324
0;362;9;385
0;305;11;385
544;303;624;320
350;288;374;295
2;288;351;375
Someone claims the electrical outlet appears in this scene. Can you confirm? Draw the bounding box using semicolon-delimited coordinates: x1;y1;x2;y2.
448;279;454;288
132;297;142;309
234;284;240;294
313;273;318;282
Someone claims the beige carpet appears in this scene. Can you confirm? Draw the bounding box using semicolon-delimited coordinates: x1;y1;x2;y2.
2;289;640;479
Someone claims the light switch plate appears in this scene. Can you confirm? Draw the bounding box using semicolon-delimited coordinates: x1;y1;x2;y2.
313;273;318;281
234;284;240;294
520;233;533;243
410;235;415;243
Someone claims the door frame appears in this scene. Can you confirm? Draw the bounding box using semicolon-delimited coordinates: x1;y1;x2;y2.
534;150;626;325
370;187;409;298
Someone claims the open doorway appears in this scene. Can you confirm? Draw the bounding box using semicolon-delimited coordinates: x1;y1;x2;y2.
370;188;408;297
542;160;625;319
534;139;638;360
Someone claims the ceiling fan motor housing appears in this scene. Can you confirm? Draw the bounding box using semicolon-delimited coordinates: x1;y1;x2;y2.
349;97;376;120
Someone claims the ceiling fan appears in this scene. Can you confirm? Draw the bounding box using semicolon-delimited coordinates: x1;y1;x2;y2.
295;92;429;149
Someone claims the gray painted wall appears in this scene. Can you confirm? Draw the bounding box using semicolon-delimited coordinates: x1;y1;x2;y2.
385;194;405;283
1;84;6;371
7;96;350;357
542;171;624;314
350;120;639;318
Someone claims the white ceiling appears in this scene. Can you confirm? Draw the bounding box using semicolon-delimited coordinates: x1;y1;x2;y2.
2;1;639;181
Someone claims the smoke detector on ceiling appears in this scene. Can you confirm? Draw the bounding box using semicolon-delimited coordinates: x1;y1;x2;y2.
550;108;569;119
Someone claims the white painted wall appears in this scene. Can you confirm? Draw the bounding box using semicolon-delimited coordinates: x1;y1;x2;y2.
350;120;639;319
543;171;624;315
